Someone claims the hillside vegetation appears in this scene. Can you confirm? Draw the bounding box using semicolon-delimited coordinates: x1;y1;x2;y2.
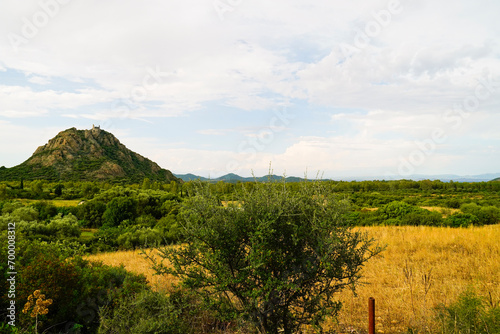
0;127;179;183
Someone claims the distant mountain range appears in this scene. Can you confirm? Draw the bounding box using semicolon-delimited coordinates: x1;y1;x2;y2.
0;126;180;183
174;173;306;183
174;172;500;183
1;126;498;184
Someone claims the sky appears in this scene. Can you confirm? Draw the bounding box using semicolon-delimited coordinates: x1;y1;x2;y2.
0;0;499;179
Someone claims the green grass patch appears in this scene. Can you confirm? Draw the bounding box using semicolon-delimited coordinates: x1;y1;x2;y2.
17;199;81;207
80;230;96;240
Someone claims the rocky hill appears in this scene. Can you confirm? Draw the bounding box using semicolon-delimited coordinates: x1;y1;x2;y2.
0;126;180;183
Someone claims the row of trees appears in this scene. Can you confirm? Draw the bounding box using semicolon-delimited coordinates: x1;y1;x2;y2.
2;177;500;202
1;177;499;253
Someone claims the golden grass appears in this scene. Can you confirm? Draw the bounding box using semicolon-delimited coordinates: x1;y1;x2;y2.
329;225;500;333
420;206;460;217
85;249;179;292
85;225;500;333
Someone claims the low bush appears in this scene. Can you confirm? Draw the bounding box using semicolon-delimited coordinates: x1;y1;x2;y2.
17;213;81;240
401;210;443;226
444;213;480;228
1;237;148;333
116;227;162;249
435;288;500;334
461;203;500;225
98;289;194;334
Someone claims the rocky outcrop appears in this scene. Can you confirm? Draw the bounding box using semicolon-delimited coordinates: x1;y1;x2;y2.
0;126;180;183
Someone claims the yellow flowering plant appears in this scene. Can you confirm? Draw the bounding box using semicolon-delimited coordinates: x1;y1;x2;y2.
22;290;53;334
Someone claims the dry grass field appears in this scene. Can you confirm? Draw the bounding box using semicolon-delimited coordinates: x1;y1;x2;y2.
85;248;179;291
86;225;500;333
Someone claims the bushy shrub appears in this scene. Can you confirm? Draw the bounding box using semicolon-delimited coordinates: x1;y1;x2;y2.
9;239;149;333
135;214;157;228
117;227;162;249
1;201;23;214
444;213;480;228
435;288;500;333
17;213;81;240
155;214;182;243
103;197;138;227
17;252;81;331
98;289;196;334
30;201;58;220
479;206;500;225
461;203;500;225
78;200;107;228
401;210;443;226
91;227;123;250
11;207;39;222
445;198;462;209
377;201;418;221
149;180;381;334
384;218;403;226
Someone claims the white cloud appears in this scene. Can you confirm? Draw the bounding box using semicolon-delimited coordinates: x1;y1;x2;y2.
0;85;119;118
0;121;62;167
27;75;50;85
0;0;499;176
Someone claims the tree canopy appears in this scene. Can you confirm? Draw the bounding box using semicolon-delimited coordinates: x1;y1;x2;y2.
148;179;382;333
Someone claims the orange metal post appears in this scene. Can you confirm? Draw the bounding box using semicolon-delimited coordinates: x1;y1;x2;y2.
368;297;375;334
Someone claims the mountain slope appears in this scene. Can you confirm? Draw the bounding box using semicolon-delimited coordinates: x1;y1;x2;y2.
0;126;180;183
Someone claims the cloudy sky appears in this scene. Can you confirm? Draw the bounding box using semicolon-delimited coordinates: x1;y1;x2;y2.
1;0;499;179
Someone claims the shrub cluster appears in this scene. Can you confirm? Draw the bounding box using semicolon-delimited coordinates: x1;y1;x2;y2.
352;200;500;227
436;288;500;333
0;239;148;333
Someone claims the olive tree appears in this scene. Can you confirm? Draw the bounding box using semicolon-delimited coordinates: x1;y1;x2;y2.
147;179;381;334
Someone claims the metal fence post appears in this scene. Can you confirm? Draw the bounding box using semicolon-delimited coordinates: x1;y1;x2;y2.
369;297;375;334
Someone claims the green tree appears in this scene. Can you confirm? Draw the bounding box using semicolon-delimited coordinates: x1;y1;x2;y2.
142;177;151;190
147;180;381;334
377;201;418;221
54;184;64;197
31;180;44;197
444;213;480;227
0;183;7;200
103;197;138;227
78;200;107;227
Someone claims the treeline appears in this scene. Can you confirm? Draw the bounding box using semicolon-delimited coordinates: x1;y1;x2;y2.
0;178;499;255
0;179;183;200
0;178;499;243
2;178;500;202
349;200;500;227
